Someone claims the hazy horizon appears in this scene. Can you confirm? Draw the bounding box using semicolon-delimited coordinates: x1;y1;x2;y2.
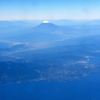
0;0;100;20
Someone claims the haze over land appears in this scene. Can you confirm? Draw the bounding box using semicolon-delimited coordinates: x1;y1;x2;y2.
0;20;100;84
0;0;100;84
0;1;100;100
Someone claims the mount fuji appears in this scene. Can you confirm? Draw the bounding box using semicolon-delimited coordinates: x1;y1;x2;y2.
33;22;61;33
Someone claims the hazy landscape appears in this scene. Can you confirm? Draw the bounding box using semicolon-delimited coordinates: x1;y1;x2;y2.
0;20;100;85
0;0;100;99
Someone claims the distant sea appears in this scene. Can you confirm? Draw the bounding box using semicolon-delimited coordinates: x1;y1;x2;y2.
0;73;100;100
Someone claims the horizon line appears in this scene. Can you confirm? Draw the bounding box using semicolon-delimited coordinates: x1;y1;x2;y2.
0;19;100;21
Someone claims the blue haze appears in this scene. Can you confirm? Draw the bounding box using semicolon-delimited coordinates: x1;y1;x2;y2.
0;0;100;20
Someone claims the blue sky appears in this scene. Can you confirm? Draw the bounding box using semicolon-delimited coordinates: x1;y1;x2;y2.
0;0;100;20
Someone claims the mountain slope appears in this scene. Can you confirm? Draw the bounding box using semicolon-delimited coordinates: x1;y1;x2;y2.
33;23;61;33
